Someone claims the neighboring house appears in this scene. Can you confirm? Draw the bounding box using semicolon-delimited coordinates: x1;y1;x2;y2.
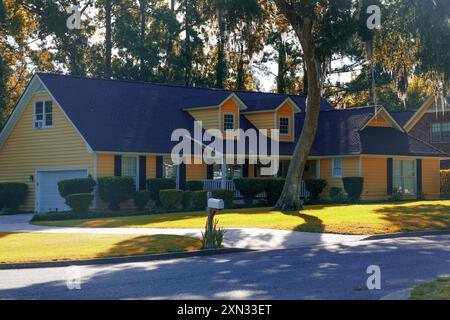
0;73;446;213
393;96;450;169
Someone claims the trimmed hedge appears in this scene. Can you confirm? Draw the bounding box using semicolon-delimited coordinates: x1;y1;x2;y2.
0;182;28;210
305;179;327;200
66;193;93;213
190;191;208;210
159;189;183;210
182;191;192;209
330;187;347;203
147;178;176;202
342;177;364;201
211;189;234;208
98;177;135;211
58;178;96;199
185;180;204;191
134;191;150;210
266;178;285;206
234;178;268;204
441;170;450;195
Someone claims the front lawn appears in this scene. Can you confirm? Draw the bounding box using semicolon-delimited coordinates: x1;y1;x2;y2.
410;277;450;300
32;200;450;235
0;233;202;264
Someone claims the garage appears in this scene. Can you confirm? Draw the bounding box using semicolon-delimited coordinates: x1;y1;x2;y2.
36;169;88;213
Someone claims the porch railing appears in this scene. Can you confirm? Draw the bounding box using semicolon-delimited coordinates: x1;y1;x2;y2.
203;179;309;199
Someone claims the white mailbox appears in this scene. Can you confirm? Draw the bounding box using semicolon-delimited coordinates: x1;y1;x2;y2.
208;198;224;210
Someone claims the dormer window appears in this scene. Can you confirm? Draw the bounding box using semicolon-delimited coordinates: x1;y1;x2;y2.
224;113;235;131
34;101;53;128
279;116;290;135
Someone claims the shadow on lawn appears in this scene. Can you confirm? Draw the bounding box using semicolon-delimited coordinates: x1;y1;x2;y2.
375;204;450;232
281;211;325;233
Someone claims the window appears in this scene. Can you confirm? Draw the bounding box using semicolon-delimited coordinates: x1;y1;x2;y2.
332;159;343;178
122;156;137;180
393;159;416;194
163;155;177;179
431;122;450;143
212;164;242;180
34;101;53;128
223;113;235;131
279;117;290;135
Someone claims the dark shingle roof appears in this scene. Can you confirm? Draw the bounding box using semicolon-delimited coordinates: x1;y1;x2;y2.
390;111;416;127
36;73;446;158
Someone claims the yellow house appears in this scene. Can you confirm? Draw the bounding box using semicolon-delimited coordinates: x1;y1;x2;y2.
0;73;446;213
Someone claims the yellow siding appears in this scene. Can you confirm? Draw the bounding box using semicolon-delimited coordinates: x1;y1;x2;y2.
361;157;388;200
319;157;360;198
147;155;156;179
0;92;94;211
367;115;390;128
276;102;295;142
186;163;207;181
244;111;275;132
97;154;114;176
188;108;219;130
422;159;440;199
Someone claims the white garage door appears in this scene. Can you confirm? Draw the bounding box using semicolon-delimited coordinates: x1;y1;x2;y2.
37;169;88;213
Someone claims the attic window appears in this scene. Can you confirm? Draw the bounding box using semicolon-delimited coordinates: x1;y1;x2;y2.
279;117;290;135
34;101;53;128
224;113;235;131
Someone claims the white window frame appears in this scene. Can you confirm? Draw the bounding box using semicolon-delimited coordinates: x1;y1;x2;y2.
393;159;417;195
279;116;291;135
223;112;236;132
431;122;450;143
122;156;139;190
34;100;53;129
332;159;343;178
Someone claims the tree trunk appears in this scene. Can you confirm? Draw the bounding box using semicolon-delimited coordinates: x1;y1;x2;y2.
277;34;287;93
273;14;322;211
104;0;112;79
236;43;245;90
215;8;226;89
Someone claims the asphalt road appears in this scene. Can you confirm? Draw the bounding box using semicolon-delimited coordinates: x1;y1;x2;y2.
0;235;449;300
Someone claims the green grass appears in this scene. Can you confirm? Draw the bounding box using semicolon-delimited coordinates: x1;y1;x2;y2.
410;277;450;300
32;200;450;235
0;232;202;263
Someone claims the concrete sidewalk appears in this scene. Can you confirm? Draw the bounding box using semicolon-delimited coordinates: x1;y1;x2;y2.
0;214;366;250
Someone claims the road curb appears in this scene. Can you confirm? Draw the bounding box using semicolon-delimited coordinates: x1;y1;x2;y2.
0;248;252;270
379;288;412;300
362;229;450;241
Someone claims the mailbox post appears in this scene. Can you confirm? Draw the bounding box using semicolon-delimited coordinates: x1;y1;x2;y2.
206;193;224;249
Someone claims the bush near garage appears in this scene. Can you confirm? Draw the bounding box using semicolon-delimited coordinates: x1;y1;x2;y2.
66;193;94;214
146;178;176;203
0;182;28;211
98;177;135;211
159;189;184;211
57;178;96;199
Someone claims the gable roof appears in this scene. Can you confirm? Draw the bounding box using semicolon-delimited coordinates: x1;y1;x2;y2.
390;111;416;127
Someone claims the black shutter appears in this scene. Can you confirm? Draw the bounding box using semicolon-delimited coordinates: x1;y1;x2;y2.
243;159;249;177
207;165;214;180
417;159;422;195
114;155;122;176
387;158;393;195
156;156;163;178
179;163;186;190
254;164;258;177
139;156;147;190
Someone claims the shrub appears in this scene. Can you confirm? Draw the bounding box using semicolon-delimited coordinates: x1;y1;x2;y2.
58;178;96;199
342;177;364;201
266;178;285;206
441;170;450;195
66;193;93;213
0;183;28;210
330;187;347;203
147;178;176;202
98;177;135;211
390;188;402;202
182;191;192;209
234;178;268;205
201;219;226;249
159;189;183;211
134;191;150;210
211;189;234;208
185;180;204;191
305;179;327;200
190;191;208;210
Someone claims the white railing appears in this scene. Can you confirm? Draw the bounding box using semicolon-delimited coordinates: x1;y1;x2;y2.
203;179;309;199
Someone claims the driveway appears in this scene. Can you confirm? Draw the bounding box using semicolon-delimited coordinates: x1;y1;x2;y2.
0;234;449;299
0;214;365;250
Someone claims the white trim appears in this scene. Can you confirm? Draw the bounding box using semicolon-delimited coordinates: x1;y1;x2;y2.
316;160;321;179
33;100;54;129
358;157;362;177
404;95;435;132
223;112;236;132
278;116;291;136
35;167;89;213
274;97;302;113
93;153;98;209
361;107;405;132
332;159;343;178
121;155;139;191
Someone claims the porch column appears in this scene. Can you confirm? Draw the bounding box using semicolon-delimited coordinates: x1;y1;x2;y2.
221;161;227;189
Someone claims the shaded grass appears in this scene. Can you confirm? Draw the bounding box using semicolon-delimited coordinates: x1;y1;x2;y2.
410;277;450;300
0;233;202;264
32;200;450;235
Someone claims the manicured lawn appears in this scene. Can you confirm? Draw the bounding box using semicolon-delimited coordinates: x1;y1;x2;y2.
410;277;450;300
32;200;450;235
0;233;202;264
